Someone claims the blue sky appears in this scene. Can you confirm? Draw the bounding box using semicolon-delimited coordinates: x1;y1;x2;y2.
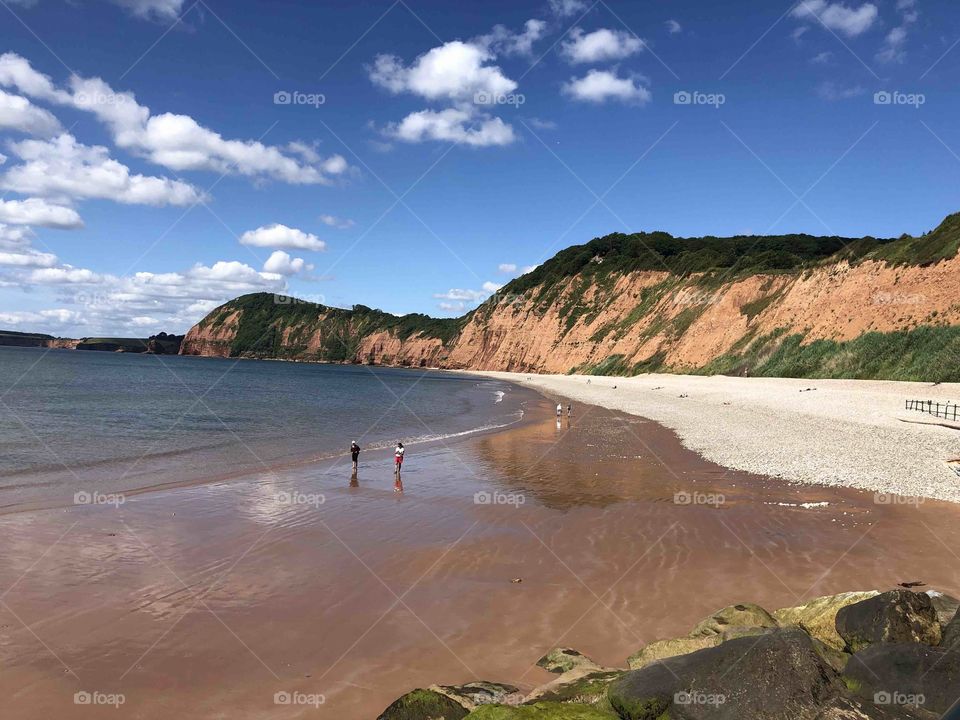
0;0;958;336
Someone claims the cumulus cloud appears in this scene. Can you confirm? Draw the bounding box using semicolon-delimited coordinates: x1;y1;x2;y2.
240;224;327;252
369;41;517;102
0;53;349;185
111;0;185;21
482;281;503;293
478;19;548;57
0;89;61;135
2;133;205;206
562;28;644;64
877;0;918;63
319;214;355;229
563;69;651;104
0;198;82;228
549;0;589;18
0;308;84;329
262;250;311;276
498;263;517;273
434;288;489;302
791;1;878;38
387;108;515;147
666;19;682;35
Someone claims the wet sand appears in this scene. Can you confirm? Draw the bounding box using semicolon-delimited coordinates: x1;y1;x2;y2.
2;392;960;719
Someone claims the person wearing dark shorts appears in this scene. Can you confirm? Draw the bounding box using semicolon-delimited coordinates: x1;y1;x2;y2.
350;441;360;473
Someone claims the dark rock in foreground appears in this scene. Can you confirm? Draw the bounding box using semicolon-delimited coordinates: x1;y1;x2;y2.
376;688;469;720
844;642;960;715
836;590;941;653
608;627;838;719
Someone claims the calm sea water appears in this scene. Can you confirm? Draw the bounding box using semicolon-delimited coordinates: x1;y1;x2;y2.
0;346;528;510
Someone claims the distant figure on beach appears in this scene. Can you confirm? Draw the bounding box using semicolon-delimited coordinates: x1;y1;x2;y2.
556;403;562;418
394;442;405;473
394;442;405;493
567;404;572;418
350;441;361;473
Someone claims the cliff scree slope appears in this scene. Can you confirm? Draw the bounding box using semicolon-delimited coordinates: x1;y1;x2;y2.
180;213;960;381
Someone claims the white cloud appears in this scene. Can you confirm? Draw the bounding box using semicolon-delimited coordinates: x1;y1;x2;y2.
0;248;57;267
482;281;503;293
262;250;311;276
877;1;918;63
0;53;349;185
811;51;834;64
479;19;548;57
666;19;682;35
240;224;327;252
2;133;205;206
562;28;644;64
0;198;82;228
437;301;465;313
527;117;557;130
522;264;539;273
388;108;515;147
0;89;61;135
816;80;866;100
111;0;185;20
319;214;355;229
791;1;879;38
28;266;102;284
0;308;83;329
563;69;651;104
369;41;517;102
498;263;517;273
549;0;588;17
434;288;489;302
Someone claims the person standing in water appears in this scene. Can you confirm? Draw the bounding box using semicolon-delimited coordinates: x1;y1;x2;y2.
556;403;562;418
350;441;361;473
567;404;573;418
394;442;405;492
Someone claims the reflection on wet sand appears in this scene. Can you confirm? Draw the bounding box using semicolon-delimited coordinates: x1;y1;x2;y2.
2;396;960;719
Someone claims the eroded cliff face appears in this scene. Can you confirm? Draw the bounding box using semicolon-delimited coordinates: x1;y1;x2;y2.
180;252;960;378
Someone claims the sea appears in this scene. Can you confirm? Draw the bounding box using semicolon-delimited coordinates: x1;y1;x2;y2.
0;345;527;511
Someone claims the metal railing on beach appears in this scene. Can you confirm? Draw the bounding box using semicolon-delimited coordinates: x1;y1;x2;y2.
905;399;960;422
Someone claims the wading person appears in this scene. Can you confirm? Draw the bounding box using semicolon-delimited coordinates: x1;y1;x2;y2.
350;441;361;474
394;442;405;492
556;403;562;418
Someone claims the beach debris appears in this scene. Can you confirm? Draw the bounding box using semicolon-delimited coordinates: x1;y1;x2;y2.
898;581;926;588
678;394;688;398
652;386;664;390
800;387;818;392
510;578;523;583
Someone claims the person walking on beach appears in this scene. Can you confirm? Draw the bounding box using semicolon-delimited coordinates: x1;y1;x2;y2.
350;441;360;473
394;442;405;493
567;404;573;418
556;403;562;418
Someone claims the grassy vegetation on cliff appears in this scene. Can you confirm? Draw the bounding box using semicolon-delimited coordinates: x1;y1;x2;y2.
205;293;464;360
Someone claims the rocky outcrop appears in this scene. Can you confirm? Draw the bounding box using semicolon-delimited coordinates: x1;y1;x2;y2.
836;590;942;653
377;588;960;719
774;591;880;651
843;643;960;715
